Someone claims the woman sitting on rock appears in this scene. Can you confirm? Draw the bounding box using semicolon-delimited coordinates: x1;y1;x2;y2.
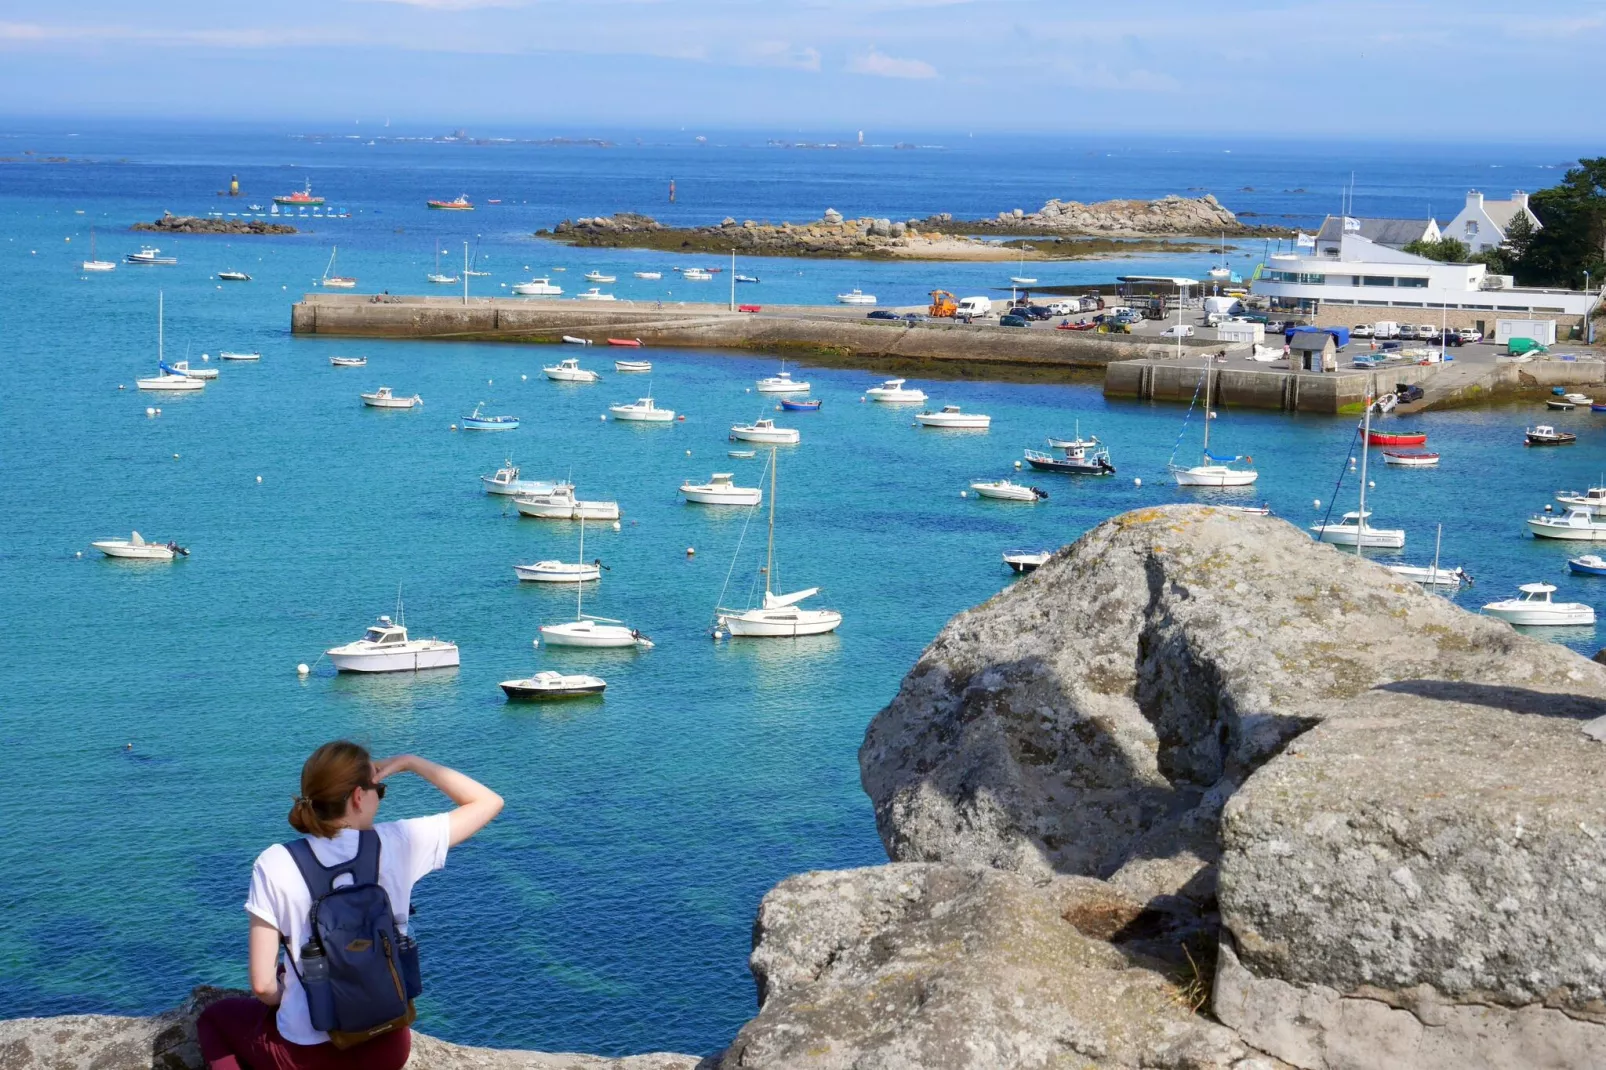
197;741;503;1070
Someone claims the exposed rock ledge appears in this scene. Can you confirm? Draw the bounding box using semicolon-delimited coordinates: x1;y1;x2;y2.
940;193;1261;237
132;213;297;235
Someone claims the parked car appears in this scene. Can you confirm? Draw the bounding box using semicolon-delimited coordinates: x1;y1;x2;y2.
1458;327;1483;343
1351;323;1374;338
1159;324;1196;338
1414;324;1438;340
999;314;1030;327
1397;383;1425;403
866;309;899;320
1022;305;1053;320
1441;332;1463;347
1046;301;1076;316
901;313;927;324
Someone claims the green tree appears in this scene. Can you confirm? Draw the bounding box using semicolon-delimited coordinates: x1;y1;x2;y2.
1402;236;1471;262
1511;159;1606;288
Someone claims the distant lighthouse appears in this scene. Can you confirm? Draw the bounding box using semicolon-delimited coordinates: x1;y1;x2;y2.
229;174;239;197
857;130;864;146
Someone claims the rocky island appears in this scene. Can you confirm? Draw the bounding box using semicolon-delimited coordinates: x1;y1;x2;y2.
541;195;1282;261
8;505;1605;1069
132;213;297;235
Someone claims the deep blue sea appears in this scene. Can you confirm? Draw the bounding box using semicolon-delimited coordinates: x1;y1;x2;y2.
0;123;1600;1056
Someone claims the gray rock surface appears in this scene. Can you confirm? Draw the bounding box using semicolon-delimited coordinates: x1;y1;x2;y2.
0;985;707;1070
721;863;1274;1070
860;506;1606;900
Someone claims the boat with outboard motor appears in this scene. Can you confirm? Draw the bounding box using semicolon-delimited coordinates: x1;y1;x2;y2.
1570;554;1606;576
544;358;600;382
608;396;675;422
91;531;188;560
970;479;1047;502
1526;425;1577;446
1002;550;1051;574
1528;506;1606;541
513;278;562;296
1025;435;1115;475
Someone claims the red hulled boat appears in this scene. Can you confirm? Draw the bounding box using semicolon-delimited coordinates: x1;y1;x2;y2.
1365;429;1427;446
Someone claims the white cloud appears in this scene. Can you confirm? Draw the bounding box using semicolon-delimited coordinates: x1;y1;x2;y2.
739;40;822;72
847;46;935;79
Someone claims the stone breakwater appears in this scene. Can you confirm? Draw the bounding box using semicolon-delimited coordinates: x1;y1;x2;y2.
10;506;1606;1069
942;192;1263;237
132;213;297;235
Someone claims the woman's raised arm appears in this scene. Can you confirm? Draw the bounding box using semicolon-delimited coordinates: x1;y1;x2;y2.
374;754;503;846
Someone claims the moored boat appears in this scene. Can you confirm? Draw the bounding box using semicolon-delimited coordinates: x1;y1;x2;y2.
481;464;555;497
756;369;810;394
1002;550;1051;573
126;247;177;266
1556;487;1606;514
560;336;592;346
325;613;459;673
1570;554;1606;576
274;180;324;206
137;363;206;391
91;531;188;560
330;356;367;367
914;405;990;429
514;486;620;521
512;278;562;296
729;418;800;445
1024;439;1115;474
1381;449;1439;467
614;359;652;373
217;270;252;282
427;194;475;211
607;338;644;348
1528;507;1606;540
167;360;217;381
500;671;607;700
320;246;356;288
970;479;1046;502
1171;360;1257;486
865;378;928;403
1525;425;1576;446
1364;428;1427;446
608;396;675;422
779;398;821;412
1310;510;1406;549
361;387;423;409
681;472;761;506
1482;584;1595;626
544;358;600;382
715;450;841;638
513;558;601;583
81;227;115;272
583;271;617;283
461;404;519;431
218;351;260;361
837;289;876;305
634;271;663;280
575;288;617;302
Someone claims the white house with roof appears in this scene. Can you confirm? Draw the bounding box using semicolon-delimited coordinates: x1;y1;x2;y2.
1443;190;1542;252
1312;216;1439;256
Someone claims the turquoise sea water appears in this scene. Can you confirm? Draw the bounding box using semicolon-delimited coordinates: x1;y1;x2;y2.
1;126;1601;1055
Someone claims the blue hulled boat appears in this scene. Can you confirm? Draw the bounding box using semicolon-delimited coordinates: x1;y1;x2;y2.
1569;554;1606;576
780;398;822;411
462;404;519;432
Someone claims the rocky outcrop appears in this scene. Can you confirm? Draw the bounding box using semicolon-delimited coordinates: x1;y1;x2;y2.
0;985;706;1069
133;213;297;235
545;212;963;259
944;194;1256;237
1216;688;1606;1069
720;863;1279;1070
860;506;1606;904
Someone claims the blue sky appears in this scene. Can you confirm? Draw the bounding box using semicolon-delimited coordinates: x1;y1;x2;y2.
2;0;1604;136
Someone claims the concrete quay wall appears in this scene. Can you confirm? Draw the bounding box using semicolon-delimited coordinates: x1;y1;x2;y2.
289;295;1208;371
1104;359;1369;414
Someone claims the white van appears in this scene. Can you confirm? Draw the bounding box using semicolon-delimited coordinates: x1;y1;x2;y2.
1372;321;1401;339
1202;296;1242;316
955;296;992;319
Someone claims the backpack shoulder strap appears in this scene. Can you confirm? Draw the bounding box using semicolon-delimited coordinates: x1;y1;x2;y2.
353;828;382;887
284;830;383;900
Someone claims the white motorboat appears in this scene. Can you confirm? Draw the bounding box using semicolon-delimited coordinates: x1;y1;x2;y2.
730;418;800;445
1556;487;1606;514
1381;449;1439;467
500;670;607;700
575;288;617;302
81;228;115;272
609;396;675;422
167;360;217;381
512;278;562;296
361;387;423;409
756;367;810;394
1482;584;1595;627
544;358;600;383
126;247;177;266
325;613;460;673
583;271;617;283
716;450;841;638
137;369;205;391
1566;393;1593;405
330;356;367;367
91;531;187;560
915;405;990;429
682;268;713;281
515;485;620;521
1528;507;1606;541
218;351;261;361
681;472;761;506
634;271;663;280
481;464;556;497
970;479;1047;502
1003;550;1051;574
217;270;252;282
1385;525;1467;587
837;289;876;305
1311;511;1406;549
1170;358;1257;486
615;360;653;373
865;378;928;403
514;513;603;583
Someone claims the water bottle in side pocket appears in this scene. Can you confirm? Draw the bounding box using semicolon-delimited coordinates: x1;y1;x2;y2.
299;939;338;1031
395;932;422;999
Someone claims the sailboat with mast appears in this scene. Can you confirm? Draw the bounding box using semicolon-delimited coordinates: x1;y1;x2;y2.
716;449;842;638
1008;244;1037;286
320;246;357;289
135;292;205;392
1209;232;1231;280
537;518;653;648
426;240;458;284
1388;524;1468;586
81;227;115;272
1169;356;1257;486
1311;384;1406;549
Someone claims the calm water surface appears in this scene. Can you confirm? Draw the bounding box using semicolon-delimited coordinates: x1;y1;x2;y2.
0;127;1599;1055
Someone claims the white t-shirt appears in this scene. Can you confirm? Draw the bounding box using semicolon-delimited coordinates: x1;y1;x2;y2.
245;815;450;1045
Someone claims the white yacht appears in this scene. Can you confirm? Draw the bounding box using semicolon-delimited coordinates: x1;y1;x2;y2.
81;228;115;272
837;289;876;305
583;271;617;283
575;288;617;302
137;368;205;392
681;472;761;506
538;521;653;649
756;369;810;394
361;387;423;409
1528;507;1606;541
1311;511;1406;549
865;378;928;403
481;464;556;497
716;451;841;638
500;670;607;700
544;358;600;383
608;396;675;422
682;268;713;281
634;271;663;280
514;515;602;583
729;418;800;445
91;532;187;560
970;479;1046;502
1556;487;1606;515
1482;584;1595;626
1170;360;1257;487
514;485;621;521
325;614;460;673
512;278;563;296
914;405;990;429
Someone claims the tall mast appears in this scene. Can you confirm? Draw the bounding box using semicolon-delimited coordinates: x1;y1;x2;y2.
576;516;586;620
1201;357;1211;455
765;448;777;598
1357;377;1371;557
158;290;164;364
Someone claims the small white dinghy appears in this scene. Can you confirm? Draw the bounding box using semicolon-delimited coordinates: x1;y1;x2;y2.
325;613;460;673
681;472;761;506
500;670;607;701
970;479;1047;502
608;396;675;422
545;357;600;382
92;531;187;560
330;356;367;368
1482;584;1595;626
515;485;621;521
1002;550;1051;573
755;369;810;394
915;405;990;429
865;378;928;403
560;336;592;346
730;419;800;445
167;360;218;381
361;387;423;409
218;351;261;361
615;360;653;373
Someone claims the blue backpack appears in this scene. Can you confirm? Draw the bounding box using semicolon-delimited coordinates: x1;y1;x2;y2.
284;830;423;1049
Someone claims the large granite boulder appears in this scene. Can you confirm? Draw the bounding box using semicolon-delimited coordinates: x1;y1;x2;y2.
860;506;1606;901
1216;688;1606;1069
0;985;706;1069
719;863;1278;1070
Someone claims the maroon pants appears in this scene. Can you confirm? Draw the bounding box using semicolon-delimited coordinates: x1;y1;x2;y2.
196;997;411;1070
